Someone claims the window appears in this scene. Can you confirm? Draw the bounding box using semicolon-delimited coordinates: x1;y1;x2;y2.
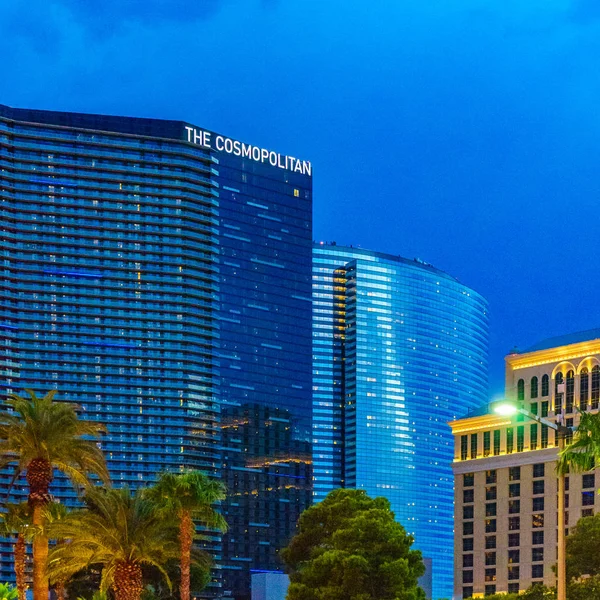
493;430;501;455
463;537;474;551
508;516;520;531
509;466;521;481
507;428;514;453
463;522;473;535
530;423;538;450
555;371;564;414
582;491;595;506
463;554;474;568
532;565;544;579
508;566;520;580
531;402;538;415
485;519;497;533
464;489;474;503
509;500;520;514
486;486;497;501
463;587;474;598
533;497;544;512
508;549;520;564
542;374;549;396
533;480;544;495
486;503;497;517
516;426;524;451
566;370;575;413
532;547;544;562
532;531;544;545
582;509;594;518
464;506;474;519
509;483;520;498
508;583;520;593
533;463;545;478
486;470;497;484
531;376;538;398
485;536;496;549
517;378;525;401
484;430;491;457
541;401;549;418
485;585;497;596
485;568;496;582
593;366;600;410
581;367;589;410
532;514;544;528
462;571;473;584
583;474;595;489
470;433;478;459
485;551;496;566
464;473;474;487
461;435;468;460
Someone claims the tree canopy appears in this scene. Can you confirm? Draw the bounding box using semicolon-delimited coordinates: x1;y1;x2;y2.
282;488;425;600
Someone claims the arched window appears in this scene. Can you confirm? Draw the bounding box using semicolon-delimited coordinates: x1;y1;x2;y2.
530;376;538;399
592;366;600;410
541;374;549;397
517;379;525;401
555;371;564;414
580;367;589;411
566;370;575;413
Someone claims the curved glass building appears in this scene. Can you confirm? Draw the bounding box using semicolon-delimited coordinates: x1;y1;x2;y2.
313;243;489;600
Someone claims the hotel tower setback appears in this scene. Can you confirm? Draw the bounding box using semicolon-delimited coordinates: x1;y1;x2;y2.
0;103;313;599
312;243;489;600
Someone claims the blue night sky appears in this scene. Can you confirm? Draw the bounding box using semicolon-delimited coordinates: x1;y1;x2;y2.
3;0;600;395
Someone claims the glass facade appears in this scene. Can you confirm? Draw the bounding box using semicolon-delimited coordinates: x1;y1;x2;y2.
313;243;489;600
216;138;312;598
0;103;313;599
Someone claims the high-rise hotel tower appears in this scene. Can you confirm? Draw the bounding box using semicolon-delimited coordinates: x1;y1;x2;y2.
312;243;489;600
0;104;312;599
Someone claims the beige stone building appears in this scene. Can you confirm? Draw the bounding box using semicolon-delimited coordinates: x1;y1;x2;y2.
450;330;600;599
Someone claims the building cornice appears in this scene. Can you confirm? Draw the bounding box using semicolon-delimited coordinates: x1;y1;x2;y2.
449;414;512;433
505;340;600;370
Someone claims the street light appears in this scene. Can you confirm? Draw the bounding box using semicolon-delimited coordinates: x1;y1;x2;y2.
490;399;570;600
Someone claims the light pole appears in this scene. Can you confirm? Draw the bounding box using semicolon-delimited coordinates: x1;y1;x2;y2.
490;400;570;600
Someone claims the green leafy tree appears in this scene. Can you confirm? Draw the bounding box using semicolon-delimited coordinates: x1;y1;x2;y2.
282;488;425;600
46;486;183;600
0;584;18;600
563;513;600;580
0;503;32;600
0;389;109;600
145;471;227;600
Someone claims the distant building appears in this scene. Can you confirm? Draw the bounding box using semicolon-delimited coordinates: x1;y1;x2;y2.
250;572;289;600
0;102;313;598
450;329;600;599
312;243;489;599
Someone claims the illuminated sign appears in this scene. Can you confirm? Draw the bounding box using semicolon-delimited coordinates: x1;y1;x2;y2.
184;126;312;177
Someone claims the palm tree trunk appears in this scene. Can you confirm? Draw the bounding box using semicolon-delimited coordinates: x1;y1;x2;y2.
113;560;144;600
55;580;66;600
31;503;48;600
179;510;193;600
14;534;26;600
27;457;52;600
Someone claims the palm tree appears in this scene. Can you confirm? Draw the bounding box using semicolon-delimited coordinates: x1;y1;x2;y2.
46;486;183;600
558;410;600;474
0;503;32;600
145;471;227;600
41;502;70;600
0;389;110;600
